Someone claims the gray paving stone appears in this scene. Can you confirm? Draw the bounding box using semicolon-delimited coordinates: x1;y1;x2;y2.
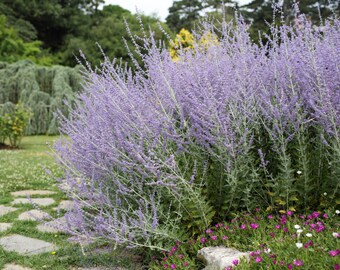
53;200;76;211
11;198;55;207
0;205;18;217
18;209;52;221
36;216;68;233
0;223;12;232
11;190;56;197
3;264;33;270
0;234;58;255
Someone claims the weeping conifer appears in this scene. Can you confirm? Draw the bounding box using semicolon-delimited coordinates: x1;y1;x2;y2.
0;60;82;135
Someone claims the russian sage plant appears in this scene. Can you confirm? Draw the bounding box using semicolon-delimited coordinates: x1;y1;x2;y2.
54;14;340;250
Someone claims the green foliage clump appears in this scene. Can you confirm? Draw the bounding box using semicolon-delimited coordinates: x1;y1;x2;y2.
0;102;31;147
0;60;82;135
0;15;55;65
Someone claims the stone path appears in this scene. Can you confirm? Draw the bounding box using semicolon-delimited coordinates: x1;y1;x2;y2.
3;264;33;270
11;190;56;197
0;205;18;217
11;198;55;207
0;190;65;269
0;234;58;255
0;223;12;232
0;189;124;270
18;209;51;221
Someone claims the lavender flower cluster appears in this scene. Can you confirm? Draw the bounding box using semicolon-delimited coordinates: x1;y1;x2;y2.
54;14;340;249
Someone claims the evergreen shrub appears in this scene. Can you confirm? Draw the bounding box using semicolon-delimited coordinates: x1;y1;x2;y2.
0;102;31;147
0;60;82;135
54;14;340;251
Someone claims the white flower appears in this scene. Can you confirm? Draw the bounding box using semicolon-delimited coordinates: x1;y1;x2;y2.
297;170;302;175
333;232;339;238
294;225;301;229
296;243;303;248
306;233;312;237
264;248;271;253
297;229;303;234
323;192;327;196
336;210;340;214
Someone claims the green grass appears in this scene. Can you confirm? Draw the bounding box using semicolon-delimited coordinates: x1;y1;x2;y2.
0;136;142;270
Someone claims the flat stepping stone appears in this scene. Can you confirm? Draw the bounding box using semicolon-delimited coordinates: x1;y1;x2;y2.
0;234;58;255
37;216;68;233
11;198;55;207
3;264;33;270
18;210;51;221
0;205;18;217
11;190;56;197
53;200;76;211
0;223;12;232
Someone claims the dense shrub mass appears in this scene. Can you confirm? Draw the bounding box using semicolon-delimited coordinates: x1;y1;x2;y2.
0;60;82;135
0;102;31;147
55;14;340;251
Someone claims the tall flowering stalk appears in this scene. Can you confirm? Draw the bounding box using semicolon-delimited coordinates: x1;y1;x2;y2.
54;14;340;249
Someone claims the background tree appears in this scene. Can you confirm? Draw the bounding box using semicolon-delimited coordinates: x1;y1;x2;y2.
166;0;237;32
0;15;53;65
240;0;340;42
61;5;172;67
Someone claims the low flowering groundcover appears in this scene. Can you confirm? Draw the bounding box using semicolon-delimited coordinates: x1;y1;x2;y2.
149;209;340;269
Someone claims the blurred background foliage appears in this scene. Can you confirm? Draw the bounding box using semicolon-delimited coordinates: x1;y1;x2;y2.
0;0;339;137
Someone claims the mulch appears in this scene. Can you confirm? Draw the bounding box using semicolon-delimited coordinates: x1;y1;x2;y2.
0;143;19;150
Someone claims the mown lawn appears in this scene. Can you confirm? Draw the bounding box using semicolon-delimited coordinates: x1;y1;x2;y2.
0;136;142;270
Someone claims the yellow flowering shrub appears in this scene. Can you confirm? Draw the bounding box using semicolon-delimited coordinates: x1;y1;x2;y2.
169;28;219;61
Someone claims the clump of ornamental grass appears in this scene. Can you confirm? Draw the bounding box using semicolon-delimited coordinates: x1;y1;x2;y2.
149;209;340;269
53;11;340;251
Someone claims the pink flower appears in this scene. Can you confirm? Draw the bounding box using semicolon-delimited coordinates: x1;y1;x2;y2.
280;261;285;266
283;227;288;232
171;264;176;269
226;267;232;270
329;250;340;257
178;254;184;259
255;257;263;263
323;213;328;219
240;224;247;230
251;223;259;229
312;212;320;218
288;264;293;269
268;215;273;219
163;264;168;269
183;262;189;267
232;259;239;265
224;225;230;230
163;257;167;261
293;259;304;267
273;260;277;265
211;235;217;241
334;264;340;270
315;225;325;233
287;211;293;216
222;236;228;240
171;246;177;252
280;218;287;225
200;237;207;244
206;228;213;234
275;225;281;229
